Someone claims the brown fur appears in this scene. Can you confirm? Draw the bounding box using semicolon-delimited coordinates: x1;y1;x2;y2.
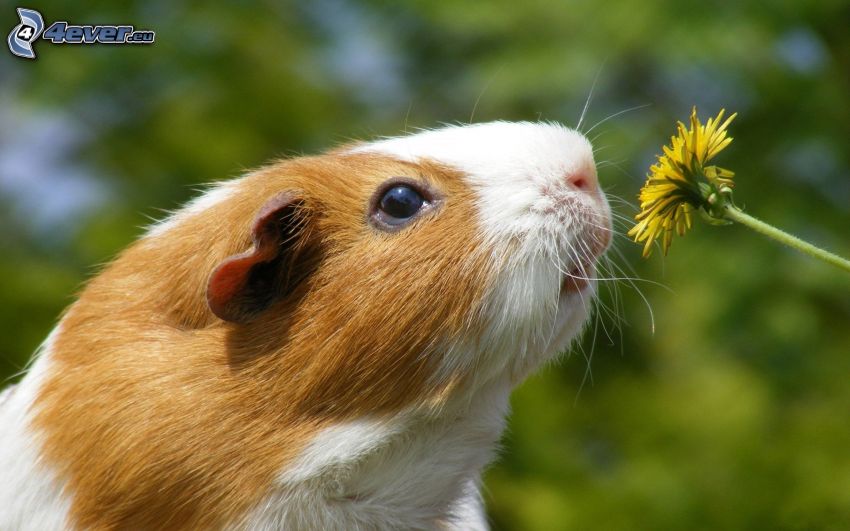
34;153;495;529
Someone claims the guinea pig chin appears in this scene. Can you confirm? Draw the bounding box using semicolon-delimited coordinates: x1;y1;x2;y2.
359;121;611;381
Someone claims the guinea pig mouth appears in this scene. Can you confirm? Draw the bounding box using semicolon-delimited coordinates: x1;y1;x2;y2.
559;213;611;295
561;261;595;295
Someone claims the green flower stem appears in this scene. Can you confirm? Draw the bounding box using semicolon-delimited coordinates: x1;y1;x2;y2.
722;205;850;273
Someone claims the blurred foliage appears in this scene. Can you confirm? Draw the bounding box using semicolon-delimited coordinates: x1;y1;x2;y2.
2;1;850;529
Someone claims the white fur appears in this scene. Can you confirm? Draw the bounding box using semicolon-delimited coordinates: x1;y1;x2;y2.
277;419;407;485
239;377;510;530
0;326;72;530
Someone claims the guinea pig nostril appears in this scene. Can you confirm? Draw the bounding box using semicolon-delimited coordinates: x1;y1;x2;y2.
564;169;597;192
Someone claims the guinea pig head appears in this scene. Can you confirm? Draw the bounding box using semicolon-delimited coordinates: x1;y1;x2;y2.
203;121;611;416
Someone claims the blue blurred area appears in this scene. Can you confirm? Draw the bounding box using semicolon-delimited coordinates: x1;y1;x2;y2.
1;2;849;529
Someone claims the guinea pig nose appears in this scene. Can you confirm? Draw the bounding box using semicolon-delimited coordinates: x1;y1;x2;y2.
564;168;598;193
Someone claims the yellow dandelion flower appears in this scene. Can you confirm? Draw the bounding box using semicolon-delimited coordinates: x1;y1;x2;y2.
628;107;737;257
626;107;850;272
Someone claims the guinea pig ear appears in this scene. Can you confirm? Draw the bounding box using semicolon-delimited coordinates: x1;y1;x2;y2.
207;192;313;323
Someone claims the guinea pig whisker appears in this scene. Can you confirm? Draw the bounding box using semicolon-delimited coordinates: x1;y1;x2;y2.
589;130;612;147
584;103;653;137
600;255;628;344
588;195;663;338
599;158;646;185
595;159;630;172
583;277;619;343
576;63;604;132
601;192;634;205
597;257;627;330
606;212;635;227
555;236;607;403
572;253;633;403
606;249;659;335
468;64;504;124
575;300;601;402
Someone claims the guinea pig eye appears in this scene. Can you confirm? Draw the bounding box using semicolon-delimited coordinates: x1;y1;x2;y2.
369;178;439;231
379;185;424;221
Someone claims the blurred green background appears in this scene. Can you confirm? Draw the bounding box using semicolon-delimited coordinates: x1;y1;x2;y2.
2;1;849;529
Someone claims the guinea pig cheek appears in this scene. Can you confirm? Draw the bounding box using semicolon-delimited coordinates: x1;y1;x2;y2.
478;201;610;379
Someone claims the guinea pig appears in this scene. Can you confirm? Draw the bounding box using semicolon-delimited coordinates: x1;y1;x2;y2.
0;120;611;530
